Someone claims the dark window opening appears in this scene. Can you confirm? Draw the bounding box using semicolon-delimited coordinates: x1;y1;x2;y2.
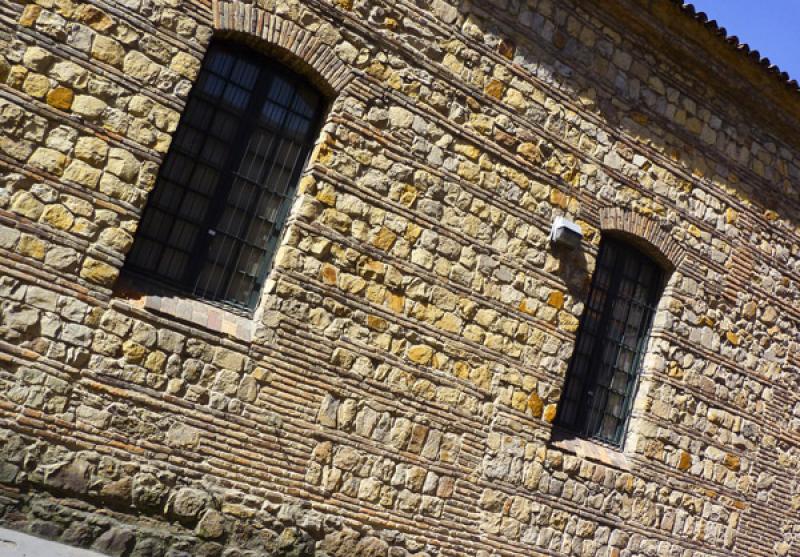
125;41;325;311
556;237;665;447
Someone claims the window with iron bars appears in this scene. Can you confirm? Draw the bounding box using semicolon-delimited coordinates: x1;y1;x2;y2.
556;237;665;447
125;41;325;312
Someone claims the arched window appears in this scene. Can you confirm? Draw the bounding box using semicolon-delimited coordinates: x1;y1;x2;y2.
556;236;665;446
125;41;325;311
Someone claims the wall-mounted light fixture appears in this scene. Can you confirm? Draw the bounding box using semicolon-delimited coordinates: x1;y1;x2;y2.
549;216;583;250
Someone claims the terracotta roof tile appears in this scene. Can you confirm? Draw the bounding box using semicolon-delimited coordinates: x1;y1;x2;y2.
674;1;799;94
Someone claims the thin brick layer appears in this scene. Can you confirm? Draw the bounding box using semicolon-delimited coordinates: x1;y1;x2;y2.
0;0;798;556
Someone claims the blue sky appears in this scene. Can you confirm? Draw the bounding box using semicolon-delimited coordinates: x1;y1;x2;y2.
688;1;800;82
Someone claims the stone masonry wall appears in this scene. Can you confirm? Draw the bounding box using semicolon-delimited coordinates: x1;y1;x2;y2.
0;0;798;555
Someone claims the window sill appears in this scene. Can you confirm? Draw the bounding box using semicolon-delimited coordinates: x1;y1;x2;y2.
114;278;253;343
550;428;632;471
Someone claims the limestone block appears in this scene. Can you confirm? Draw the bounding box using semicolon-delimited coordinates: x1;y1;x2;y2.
40;204;74;230
28;147;68;175
79;257;119;286
74;136;109;166
11;191;44;220
91;35;124;66
71;95;107;118
63;160;101;187
46;87;74;110
170;52;201;79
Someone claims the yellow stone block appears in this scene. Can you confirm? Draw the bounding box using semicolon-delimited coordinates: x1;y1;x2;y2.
547;291;564;309
144;351;167;372
677;450;692;471
723;453;740;471
398;185;417;206
11;191;44;220
404;223;421;242
454;142;480;160
457;161;480;182
504;89;527;110
558;312;579;333
528;392;544;418
18;234;46;260
372;227;396;251
170;51;201;79
46;86;74;110
122;340;146;363
484;79;504;99
75;4;114;31
316;184;336;206
511;391;528;412
19;4;41;26
367;315;388;331
407;344;433;365
320;264;337;285
41;204;75;230
91;36;125;67
80;257;119;286
386;292;404;313
22;73;50;98
517;142;542;163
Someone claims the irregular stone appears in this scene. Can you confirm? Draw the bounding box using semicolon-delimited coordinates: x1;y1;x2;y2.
132;473;168;510
92;528;135;557
22;73;50;98
43;459;90;494
40;204;74;230
106;147;140;182
74;136;109;165
100;476;132;506
72;95;107;118
80;257;119;286
11;191;44;220
196;509;225;539
170;52;201;79
28;148;68;175
91;35;125;66
63;160;102;187
318;394;339;427
171;487;210;523
46;86;74;110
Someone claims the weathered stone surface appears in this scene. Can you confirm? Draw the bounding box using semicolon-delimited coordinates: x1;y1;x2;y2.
1;1;798;557
92;528;135;556
170;488;210;523
196;509;225;539
46;86;74;110
131;473;168;510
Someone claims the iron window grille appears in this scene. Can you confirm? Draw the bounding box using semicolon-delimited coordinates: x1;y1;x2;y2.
125;41;325;312
556;237;665;447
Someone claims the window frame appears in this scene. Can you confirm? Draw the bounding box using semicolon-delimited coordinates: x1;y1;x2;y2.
555;236;666;447
124;40;327;314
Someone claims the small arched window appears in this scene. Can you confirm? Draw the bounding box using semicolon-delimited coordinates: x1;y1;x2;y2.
125;41;325;311
556;236;665;446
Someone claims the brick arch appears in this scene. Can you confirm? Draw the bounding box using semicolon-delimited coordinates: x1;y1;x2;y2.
598;207;686;271
212;1;355;97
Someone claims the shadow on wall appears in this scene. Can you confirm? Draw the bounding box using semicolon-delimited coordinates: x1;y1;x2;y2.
0;527;106;557
467;0;799;233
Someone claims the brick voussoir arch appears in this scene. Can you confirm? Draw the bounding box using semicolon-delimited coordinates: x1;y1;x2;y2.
598;207;686;272
212;0;355;96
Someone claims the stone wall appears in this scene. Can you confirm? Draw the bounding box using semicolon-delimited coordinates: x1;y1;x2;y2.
0;0;798;555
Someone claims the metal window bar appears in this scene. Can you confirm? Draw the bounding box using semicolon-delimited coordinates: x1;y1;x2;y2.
556;238;665;446
126;41;325;312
